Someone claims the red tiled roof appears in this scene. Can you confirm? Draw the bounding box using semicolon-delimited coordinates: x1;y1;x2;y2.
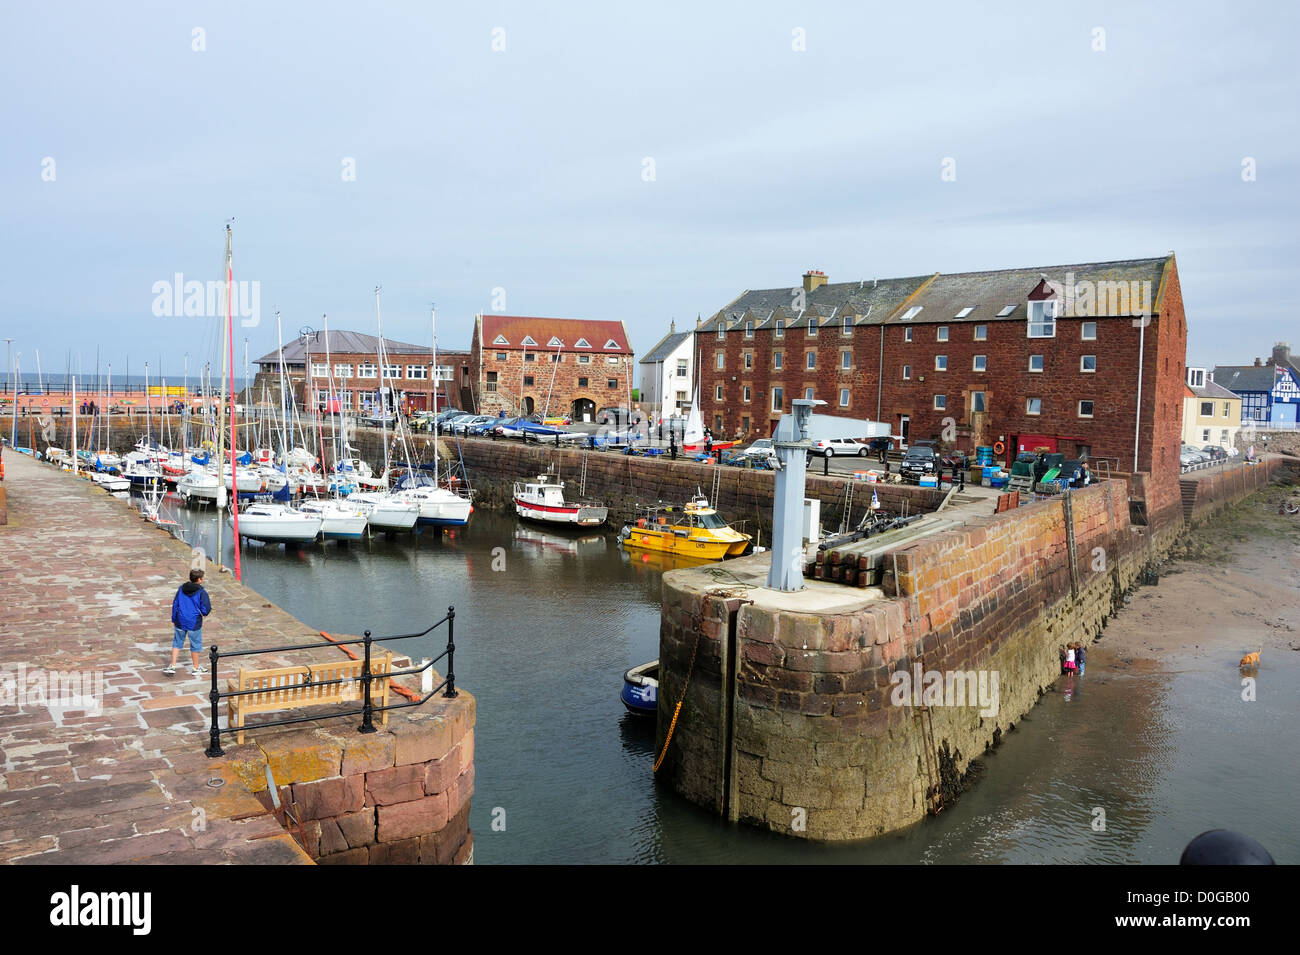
478;315;631;354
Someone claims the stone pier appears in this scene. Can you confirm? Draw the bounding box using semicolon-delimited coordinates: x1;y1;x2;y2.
0;451;474;864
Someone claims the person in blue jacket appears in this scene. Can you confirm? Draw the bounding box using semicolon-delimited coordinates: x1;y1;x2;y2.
166;568;212;676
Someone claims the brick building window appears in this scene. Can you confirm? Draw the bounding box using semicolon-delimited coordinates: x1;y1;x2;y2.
717;325;725;340
551;354;561;363
1081;355;1097;373
934;394;946;410
524;375;534;386
973;355;986;372
807;320;817;337
904;328;913;343
806;352;816;370
310;362;328;377
937;326;948;342
406;365;428;379
743;386;751;402
745;321;754;338
382;364;400;379
1078;400;1094;418
578;355;590;364
935;355;947;371
1029;355;1044;372
715;385;723;401
608;379;618;389
1027;301;1057;338
334;364;353;379
1082;322;1097;340
774;352;783;370
496;352;507;360
486;371;498;393
524;354;535;362
715;415;723;431
974;324;987;341
775;319;784;338
841;351;851;370
839;388;850;407
842;315;853;336
902;364;911;380
745;352;753;369
607;357;619;365
971;391;986;412
578;377;589;388
1026;398;1042;415
742;415;750;430
357;362;377;378
772;387;783;412
716;353;724;370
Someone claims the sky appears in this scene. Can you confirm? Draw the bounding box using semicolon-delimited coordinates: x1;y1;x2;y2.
2;1;1297;383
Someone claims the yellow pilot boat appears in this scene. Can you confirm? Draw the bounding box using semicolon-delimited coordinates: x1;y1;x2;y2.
618;496;752;561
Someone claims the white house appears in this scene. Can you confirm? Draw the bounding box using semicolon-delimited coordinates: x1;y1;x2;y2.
638;322;695;412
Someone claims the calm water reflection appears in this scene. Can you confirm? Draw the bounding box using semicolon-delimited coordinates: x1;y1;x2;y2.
162;497;1297;864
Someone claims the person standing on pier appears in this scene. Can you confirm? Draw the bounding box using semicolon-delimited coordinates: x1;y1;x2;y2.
166;569;212;676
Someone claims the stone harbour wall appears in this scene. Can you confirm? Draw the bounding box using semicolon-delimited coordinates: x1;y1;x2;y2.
656;479;1173;840
1180;458;1283;527
223;690;476;864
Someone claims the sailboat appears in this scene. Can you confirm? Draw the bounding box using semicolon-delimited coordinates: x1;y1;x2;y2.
680;382;735;453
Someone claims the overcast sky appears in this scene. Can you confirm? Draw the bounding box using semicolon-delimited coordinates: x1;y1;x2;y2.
2;1;1296;382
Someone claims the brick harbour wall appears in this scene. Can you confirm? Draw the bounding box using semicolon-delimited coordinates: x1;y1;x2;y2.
1180;458;1283;526
222;691;476;864
656;477;1198;840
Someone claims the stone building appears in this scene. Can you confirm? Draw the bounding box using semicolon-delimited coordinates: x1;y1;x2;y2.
252;331;470;414
695;256;1189;525
468;314;633;420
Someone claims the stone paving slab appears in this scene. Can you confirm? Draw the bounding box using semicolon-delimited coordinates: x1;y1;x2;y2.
0;452;431;864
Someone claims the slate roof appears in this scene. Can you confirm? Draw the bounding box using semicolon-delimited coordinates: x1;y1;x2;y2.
1188;379;1239;401
1212;365;1283;393
256;331;430;365
640;330;692;364
884;257;1170;325
478;315;632;354
703;257;1172;331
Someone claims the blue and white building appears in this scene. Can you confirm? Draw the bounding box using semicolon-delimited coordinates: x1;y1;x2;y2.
1213;343;1300;427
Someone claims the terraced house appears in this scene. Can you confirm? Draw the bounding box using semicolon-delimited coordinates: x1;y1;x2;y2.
695;255;1189;526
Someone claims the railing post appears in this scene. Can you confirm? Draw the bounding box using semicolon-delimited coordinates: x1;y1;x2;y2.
205;645;224;757
359;629;377;733
444;606;458;698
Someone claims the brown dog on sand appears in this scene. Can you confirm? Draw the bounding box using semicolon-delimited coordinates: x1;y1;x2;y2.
1240;648;1261;669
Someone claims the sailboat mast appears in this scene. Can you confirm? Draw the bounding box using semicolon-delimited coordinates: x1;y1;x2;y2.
226;223;242;581
71;375;78;476
276;310;288;461
431;304;439;481
375;286;390;479
144;362;151;450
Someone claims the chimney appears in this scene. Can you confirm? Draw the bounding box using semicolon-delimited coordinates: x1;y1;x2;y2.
1272;342;1291;366
670;319;676;333
1254;358;1262;367
803;269;828;293
695;315;702;329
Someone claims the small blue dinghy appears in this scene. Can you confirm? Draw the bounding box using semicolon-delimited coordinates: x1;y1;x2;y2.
621;660;658;716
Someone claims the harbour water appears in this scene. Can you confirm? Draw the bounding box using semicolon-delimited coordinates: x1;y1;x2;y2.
164;500;1299;864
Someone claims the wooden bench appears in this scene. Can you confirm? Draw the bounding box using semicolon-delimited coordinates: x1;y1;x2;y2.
227;651;392;744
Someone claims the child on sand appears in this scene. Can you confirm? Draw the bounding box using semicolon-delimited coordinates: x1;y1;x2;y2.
1064;645;1077;673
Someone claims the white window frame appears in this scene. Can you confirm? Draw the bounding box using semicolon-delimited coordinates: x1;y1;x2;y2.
405;364;429;380
1027;300;1057;338
382;363;401;380
774;351;783;370
974;324;987;341
901;306;923;321
807;319;817;337
1081;322;1097;341
774;320;784;338
933;394;946;410
902;364;911;380
745;321;754;338
935;355;947;371
1026;397;1042;416
937;326;949;342
522;335;538;347
717;325;726;341
971;391;986;413
744;352;753;370
715;385;723;401
1078;400;1094;419
310;362;328;378
716;353;725;370
575;337;591;348
973;355;986;372
804;387;814;400
334;363;353;379
839;388;850;407
1029;355;1044;373
955;307;975;319
772;387;783;412
578;354;591;364
743;385;751;403
806;351;816;370
842;315;853;335
996;304;1017;317
841;351;851;370
1080;355;1097;373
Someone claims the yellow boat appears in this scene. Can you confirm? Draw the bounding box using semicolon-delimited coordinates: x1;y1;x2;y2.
618;496;752;561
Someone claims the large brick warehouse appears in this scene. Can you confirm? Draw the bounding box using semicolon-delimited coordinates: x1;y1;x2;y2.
694;256;1188;527
468;314;634;420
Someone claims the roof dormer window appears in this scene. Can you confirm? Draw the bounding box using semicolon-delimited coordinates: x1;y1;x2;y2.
604;339;620;349
1027;300;1057;338
522;335;538;347
901;306;923;321
575;337;590;348
717;323;725;340
1187;367;1206;388
745;321;754;338
547;336;563;347
492;335;509;345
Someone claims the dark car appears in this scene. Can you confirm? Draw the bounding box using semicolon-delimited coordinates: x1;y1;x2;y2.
899;446;938;483
1201;445;1228;461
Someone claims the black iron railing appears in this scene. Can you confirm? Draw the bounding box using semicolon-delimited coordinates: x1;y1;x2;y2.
204;606;457;757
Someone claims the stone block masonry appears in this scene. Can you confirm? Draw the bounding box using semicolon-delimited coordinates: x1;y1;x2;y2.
656;459;1280;841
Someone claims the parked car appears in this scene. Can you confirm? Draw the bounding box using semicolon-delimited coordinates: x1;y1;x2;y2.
596;406;632;425
1201;445;1228;461
1179;450;1201;468
451;414;494;435
899;446;938;482
739;438;777;461
435;412;472;434
810;437;870;457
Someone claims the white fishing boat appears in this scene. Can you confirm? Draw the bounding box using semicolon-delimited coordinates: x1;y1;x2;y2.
230;502;322;544
513;473;607;527
91;471;131;492
177;468;222;503
299;497;369;540
392;480;473;526
346;491;420;531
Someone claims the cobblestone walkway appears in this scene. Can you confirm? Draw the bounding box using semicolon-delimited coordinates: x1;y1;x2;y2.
0;452;315;863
